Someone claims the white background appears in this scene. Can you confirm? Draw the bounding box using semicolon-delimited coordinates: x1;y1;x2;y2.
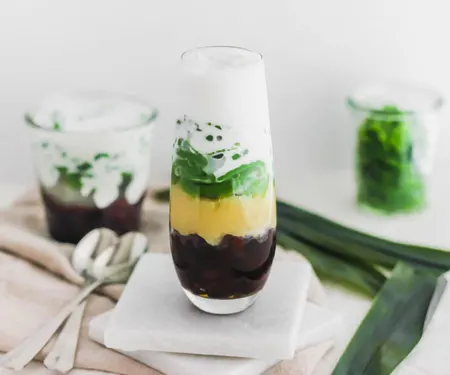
1;0;449;187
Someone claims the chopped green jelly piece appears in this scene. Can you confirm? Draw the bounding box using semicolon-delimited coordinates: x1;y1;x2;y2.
171;138;270;199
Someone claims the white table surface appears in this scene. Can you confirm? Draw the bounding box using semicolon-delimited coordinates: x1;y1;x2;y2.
3;169;444;374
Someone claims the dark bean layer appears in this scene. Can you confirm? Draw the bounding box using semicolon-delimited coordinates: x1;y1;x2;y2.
41;189;145;244
170;228;276;299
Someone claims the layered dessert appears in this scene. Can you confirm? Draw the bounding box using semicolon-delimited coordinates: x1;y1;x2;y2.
26;91;156;243
171;47;276;310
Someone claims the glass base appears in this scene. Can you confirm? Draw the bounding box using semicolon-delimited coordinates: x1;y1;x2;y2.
183;289;259;315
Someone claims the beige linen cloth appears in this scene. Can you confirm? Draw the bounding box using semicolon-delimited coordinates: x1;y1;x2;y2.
0;188;332;375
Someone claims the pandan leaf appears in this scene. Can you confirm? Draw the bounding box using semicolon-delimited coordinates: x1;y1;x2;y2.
276;200;450;270
333;262;441;375
277;230;386;297
277;215;397;269
153;188;170;203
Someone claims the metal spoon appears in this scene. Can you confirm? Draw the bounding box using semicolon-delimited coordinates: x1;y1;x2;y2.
0;230;149;371
44;231;149;373
44;230;149;372
43;228;118;372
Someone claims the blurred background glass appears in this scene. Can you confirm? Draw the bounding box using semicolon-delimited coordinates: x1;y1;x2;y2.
348;83;443;214
26;91;157;243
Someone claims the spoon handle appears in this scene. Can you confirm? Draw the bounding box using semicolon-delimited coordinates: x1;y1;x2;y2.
43;300;87;373
0;279;102;371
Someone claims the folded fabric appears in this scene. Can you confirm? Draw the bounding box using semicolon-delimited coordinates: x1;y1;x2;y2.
0;188;330;375
0;251;155;374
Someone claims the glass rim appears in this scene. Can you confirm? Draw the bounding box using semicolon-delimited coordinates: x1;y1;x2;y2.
347;82;444;116
25;90;158;134
180;45;263;63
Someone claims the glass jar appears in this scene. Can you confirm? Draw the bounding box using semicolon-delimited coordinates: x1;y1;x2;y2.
348;83;443;214
26;91;157;243
170;46;277;314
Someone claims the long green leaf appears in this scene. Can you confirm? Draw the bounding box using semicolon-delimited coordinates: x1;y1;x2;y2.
152;188;170;203
277;200;450;270
277;215;397;269
333;262;441;375
278;231;386;297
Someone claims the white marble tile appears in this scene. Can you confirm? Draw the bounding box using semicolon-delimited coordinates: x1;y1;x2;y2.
90;302;341;375
104;253;312;360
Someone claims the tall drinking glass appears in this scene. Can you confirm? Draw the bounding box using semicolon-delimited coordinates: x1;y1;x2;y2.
170;46;276;314
26;91;157;243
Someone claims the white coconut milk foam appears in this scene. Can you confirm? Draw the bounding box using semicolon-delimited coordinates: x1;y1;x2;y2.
30;91;154;132
178;47;273;177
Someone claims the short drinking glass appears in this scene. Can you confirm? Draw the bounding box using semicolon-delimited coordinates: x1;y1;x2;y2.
26;91;157;243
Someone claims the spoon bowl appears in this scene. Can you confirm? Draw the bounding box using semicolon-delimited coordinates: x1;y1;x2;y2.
90;232;149;282
72;228;118;275
43;230;148;373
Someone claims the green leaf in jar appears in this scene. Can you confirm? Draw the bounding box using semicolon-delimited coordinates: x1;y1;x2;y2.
356;105;425;214
77;162;92;172
94;152;110;161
